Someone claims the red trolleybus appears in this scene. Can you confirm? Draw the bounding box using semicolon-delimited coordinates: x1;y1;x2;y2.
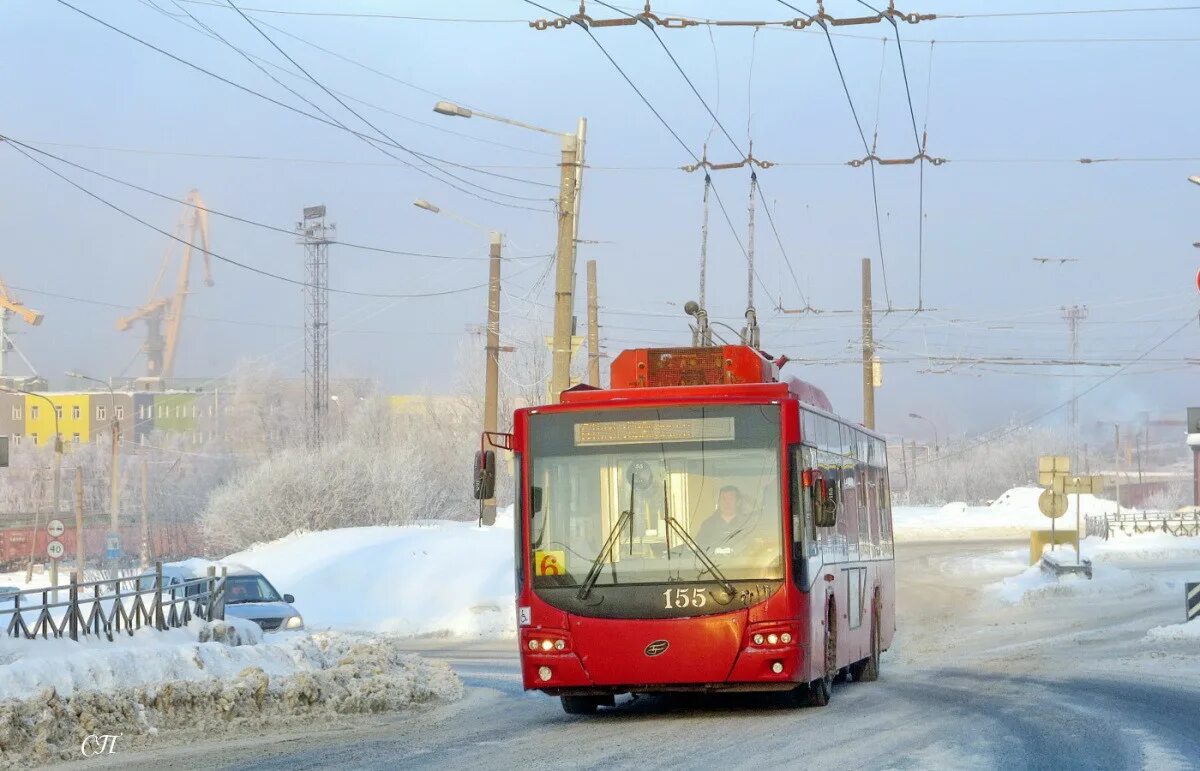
475;344;895;714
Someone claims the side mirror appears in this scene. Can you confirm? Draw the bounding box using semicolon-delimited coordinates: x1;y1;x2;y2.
530;486;543;514
473;450;496;500
283;593;295;604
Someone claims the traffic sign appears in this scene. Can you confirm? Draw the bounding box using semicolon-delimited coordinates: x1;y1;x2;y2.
1053;475;1104;495
47;519;65;538
1038;455;1070;487
46;540;64;559
1038;489;1068;519
104;532;123;560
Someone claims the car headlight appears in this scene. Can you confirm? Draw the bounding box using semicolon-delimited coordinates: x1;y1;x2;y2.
285;615;304;630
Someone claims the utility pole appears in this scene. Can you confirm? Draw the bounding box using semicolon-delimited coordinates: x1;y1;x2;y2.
25;468;44;584
1061;304;1088;438
586;260;601;387
550;118;586;402
1114;424;1122;514
74;466;85;574
899;439;910;504
140;458;150;568
297;205;335;448
482;232;502;526
862;258;875;430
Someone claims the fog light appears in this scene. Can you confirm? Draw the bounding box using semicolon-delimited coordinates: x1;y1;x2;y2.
753;633;765;645
554;639;566;651
528;639;539;650
767;633;778;645
541;639;553;651
538;666;552;681
771;661;784;674
780;632;792;644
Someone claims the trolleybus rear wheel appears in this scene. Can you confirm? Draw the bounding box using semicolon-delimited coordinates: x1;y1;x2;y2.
850;592;881;683
560;695;600;715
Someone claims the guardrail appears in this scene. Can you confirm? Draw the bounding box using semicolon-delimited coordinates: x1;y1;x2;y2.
0;562;224;642
1085;512;1200;540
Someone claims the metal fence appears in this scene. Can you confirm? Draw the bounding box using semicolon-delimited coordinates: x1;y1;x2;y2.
1085;511;1200;540
1;562;224;642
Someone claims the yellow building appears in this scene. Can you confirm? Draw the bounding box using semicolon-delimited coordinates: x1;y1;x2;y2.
24;393;92;447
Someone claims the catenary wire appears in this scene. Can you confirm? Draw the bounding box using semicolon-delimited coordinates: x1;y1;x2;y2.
52;0;552;213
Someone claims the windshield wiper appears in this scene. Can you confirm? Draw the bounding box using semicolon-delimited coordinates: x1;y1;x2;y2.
577;473;638;600
664;513;736;598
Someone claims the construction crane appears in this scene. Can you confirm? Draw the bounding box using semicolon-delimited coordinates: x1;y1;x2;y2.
117;189;212;380
0;275;44;380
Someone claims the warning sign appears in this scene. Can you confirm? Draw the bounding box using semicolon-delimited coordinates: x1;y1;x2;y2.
534;550;566;577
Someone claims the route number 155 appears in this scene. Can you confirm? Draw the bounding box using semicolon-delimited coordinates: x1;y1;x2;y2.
662;587;707;609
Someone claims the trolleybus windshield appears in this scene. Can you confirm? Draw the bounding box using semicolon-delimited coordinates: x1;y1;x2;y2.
528;405;783;597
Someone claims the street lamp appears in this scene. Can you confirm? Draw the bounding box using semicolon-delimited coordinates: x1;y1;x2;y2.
1189;176;1200;186
415;199;503;526
433;101;586;402
908;412;940;455
67;371;122;541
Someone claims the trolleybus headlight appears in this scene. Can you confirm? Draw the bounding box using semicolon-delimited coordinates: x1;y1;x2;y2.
780;632;792;644
528;639;539;650
767;633;778;645
541;639;554;652
554;639;566;651
771;661;784;674
538;666;552;682
753;633;765;645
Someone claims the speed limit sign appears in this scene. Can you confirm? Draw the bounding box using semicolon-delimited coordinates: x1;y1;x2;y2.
46;540;65;559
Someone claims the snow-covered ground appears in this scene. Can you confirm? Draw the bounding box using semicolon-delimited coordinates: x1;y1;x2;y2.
893;486;1120;541
0;620;462;767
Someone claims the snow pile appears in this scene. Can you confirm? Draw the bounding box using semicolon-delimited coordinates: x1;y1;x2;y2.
985;562;1158;606
224;514;515;638
1082;534;1200;563
1145;621;1200;641
0;625;462;767
894;486;1120;541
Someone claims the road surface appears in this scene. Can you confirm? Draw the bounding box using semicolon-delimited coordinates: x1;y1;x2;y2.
78;541;1200;770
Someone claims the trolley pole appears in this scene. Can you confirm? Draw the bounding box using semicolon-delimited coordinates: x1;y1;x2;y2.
549;118;586;402
482;231;502;526
862;258;876;431
586;260;601;387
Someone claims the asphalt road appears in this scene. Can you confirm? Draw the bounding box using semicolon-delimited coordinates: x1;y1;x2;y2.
84;541;1200;770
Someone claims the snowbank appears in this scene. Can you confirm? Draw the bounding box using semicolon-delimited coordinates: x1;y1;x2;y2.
0;625;462;767
894;486;1120;541
1082;534;1200;563
984;562;1160;606
224;513;515;638
1145;621;1200;641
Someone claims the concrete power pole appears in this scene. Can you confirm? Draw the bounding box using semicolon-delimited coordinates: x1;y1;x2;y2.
586;260;601;387
140;458;150;568
862;258;876;431
297;205;335;448
1062;304;1088;439
482;232;502;526
74;466;85;573
549;118;586;402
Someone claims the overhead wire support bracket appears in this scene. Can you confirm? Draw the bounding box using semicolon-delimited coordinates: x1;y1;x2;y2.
529;1;936;31
681;156;775;173
848;151;945;167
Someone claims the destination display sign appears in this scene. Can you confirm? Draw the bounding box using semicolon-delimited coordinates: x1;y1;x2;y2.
574;417;735;447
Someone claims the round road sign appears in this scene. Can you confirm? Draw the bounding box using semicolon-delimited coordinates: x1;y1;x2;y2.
1038;489;1068;519
46;540;65;560
47;519;65;538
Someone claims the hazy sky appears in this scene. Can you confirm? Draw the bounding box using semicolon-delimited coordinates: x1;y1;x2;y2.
3;0;1199;445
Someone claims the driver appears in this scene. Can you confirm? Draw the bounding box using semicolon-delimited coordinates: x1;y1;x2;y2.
696;485;754;549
